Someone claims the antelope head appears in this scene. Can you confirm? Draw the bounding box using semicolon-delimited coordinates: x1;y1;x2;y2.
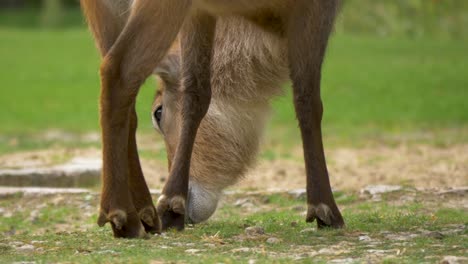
152;53;269;223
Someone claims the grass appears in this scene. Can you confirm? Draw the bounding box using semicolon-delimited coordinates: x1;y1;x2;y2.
0;189;466;263
0;12;467;264
0;27;467;154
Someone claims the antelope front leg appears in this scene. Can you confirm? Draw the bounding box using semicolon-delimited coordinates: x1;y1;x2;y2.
94;0;190;238
288;0;344;228
157;13;216;231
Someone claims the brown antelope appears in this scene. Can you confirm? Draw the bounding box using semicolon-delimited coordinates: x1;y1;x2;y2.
81;0;344;238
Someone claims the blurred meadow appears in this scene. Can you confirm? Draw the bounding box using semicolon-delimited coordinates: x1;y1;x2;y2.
0;0;467;154
0;1;467;263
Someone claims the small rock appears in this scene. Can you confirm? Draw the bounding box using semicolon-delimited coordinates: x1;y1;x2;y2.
10;241;24;247
300;228;316;234
204;243;216;248
330;258;358;264
266;237;280;244
245;226;265;236
292;205;305;212
359;235;372;241
367;249;392;255
288;189;306;200
361;185;402;196
231;247;250;253
437;187;468;196
29;210;40;223
16;244;35;252
96;250;118;255
318;248;335;254
185;249;203;254
428;231;445;240
241;202;255;209
235;198;251;207
440;256;468;264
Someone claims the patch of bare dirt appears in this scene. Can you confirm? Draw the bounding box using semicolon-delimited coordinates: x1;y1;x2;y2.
0;143;466;191
0;149;101;169
239;144;468;191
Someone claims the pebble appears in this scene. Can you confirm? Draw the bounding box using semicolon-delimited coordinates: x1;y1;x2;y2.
245;226;265;236
359;235;372;241
185;249;203;254
330;258;358;264
231;247;251;253
266;237;280;244
16;244;35;252
440;256;468;264
300;228;316;234
288;189;306;200
361;185;403;196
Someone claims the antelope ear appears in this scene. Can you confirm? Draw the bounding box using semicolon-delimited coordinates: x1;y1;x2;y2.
154;53;181;87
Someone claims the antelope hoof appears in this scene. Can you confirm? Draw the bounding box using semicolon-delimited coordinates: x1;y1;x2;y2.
157;195;186;231
306;203;345;229
138;206;161;234
98;209;147;238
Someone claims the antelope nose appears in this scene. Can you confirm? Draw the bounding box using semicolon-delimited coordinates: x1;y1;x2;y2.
186;181;220;224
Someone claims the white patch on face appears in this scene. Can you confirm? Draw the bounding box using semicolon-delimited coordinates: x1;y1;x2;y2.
186;181;221;223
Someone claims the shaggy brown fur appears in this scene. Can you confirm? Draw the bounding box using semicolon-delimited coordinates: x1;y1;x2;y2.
81;0;344;238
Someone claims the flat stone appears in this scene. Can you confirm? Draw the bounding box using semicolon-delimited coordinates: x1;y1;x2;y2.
300;228;316;234
0;187;90;197
231;248;251;253
185;249;203;254
15;244;35;252
361;185;403;196
266;237;280;244
359;235;372;241
440;256;468;264
330;258;358;264
0;158;101;187
437;187;468;196
288;189;306;199
245;226;265;236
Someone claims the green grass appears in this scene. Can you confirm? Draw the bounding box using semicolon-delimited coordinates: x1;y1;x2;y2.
0;190;466;263
0;28;466;148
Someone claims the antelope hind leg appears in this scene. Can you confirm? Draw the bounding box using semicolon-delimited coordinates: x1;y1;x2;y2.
85;0;190;237
287;0;344;228
128;106;161;234
82;0;161;236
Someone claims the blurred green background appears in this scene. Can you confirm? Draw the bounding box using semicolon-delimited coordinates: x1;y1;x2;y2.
0;0;467;154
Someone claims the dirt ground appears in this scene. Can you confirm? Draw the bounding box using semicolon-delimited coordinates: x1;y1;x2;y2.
0;186;466;263
0;140;467;263
0;143;467;191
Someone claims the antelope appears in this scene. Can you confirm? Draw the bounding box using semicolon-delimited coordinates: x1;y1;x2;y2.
81;0;345;238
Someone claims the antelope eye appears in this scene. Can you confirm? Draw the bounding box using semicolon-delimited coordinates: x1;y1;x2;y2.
154;105;163;124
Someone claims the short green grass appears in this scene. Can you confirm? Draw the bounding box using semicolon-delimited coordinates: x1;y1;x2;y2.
0;28;467;154
0;190;466;263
